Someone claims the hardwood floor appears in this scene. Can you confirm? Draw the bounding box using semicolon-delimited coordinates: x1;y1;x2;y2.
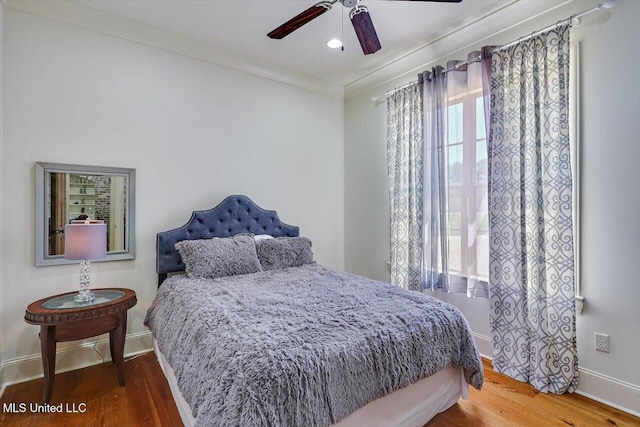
428;358;639;427
0;352;182;427
1;353;638;426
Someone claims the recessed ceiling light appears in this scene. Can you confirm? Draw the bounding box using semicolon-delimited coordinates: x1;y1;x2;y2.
327;39;343;49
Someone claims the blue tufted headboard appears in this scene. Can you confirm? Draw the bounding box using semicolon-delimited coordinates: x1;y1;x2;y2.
156;195;299;286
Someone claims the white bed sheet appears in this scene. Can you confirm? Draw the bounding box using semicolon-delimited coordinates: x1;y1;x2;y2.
154;339;467;427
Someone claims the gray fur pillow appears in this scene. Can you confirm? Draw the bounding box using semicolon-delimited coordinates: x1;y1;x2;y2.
256;237;314;271
175;235;262;279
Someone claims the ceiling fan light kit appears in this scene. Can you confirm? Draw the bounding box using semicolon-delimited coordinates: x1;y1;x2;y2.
267;0;463;55
327;38;343;49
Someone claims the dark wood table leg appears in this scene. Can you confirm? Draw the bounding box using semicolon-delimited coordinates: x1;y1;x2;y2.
120;311;127;359
109;328;116;365
110;312;126;386
40;325;57;403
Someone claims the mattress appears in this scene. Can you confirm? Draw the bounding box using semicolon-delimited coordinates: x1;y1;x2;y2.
153;338;467;427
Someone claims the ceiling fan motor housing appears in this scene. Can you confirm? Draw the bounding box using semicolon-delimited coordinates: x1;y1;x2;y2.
341;0;358;8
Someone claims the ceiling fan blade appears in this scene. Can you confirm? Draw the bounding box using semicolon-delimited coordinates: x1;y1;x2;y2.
350;6;381;55
267;2;332;39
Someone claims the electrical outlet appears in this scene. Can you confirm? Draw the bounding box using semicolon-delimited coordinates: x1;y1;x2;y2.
594;333;610;353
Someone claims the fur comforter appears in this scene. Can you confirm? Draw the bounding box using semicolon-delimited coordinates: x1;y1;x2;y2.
145;263;483;427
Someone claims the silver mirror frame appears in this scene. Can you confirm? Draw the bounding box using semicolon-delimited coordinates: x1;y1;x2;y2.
35;162;136;266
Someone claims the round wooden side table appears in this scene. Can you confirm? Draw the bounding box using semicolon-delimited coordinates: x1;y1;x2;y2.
24;288;137;403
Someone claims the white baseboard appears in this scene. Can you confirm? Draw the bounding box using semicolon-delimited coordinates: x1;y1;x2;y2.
471;332;640;417
472;332;492;360
0;330;153;391
575;367;640;417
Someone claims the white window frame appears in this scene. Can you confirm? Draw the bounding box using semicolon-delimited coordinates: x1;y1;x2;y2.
445;87;488;285
570;42;583;312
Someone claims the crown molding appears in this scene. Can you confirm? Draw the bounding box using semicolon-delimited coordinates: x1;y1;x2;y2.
4;0;344;99
4;0;601;101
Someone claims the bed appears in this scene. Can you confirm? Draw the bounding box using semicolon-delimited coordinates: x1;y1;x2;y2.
146;195;483;427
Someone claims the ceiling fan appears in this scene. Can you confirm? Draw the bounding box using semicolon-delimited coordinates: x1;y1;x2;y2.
267;0;463;55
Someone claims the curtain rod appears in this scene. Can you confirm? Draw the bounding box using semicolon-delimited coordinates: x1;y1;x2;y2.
371;0;615;104
370;57;481;104
493;0;614;52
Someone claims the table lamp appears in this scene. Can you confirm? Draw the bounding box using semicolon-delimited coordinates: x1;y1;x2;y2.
64;220;107;302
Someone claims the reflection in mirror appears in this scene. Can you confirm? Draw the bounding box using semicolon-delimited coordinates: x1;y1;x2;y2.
36;162;136;266
47;172;127;255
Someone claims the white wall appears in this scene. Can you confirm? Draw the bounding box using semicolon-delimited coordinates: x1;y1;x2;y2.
0;1;4;375
345;0;640;415
1;8;344;383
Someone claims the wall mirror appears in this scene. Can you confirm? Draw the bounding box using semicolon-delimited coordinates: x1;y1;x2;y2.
35;162;136;266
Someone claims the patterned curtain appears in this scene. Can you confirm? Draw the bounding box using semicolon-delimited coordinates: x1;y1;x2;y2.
387;83;423;290
488;24;578;393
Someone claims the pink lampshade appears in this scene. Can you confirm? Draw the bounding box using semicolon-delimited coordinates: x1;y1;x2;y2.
64;221;107;260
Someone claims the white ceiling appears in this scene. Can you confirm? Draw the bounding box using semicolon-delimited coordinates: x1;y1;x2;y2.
9;0;572;95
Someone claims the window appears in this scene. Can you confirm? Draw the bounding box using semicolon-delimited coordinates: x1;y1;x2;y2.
445;89;489;292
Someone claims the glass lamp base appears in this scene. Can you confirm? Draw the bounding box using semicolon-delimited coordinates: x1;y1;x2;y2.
74;291;96;303
75;259;95;303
